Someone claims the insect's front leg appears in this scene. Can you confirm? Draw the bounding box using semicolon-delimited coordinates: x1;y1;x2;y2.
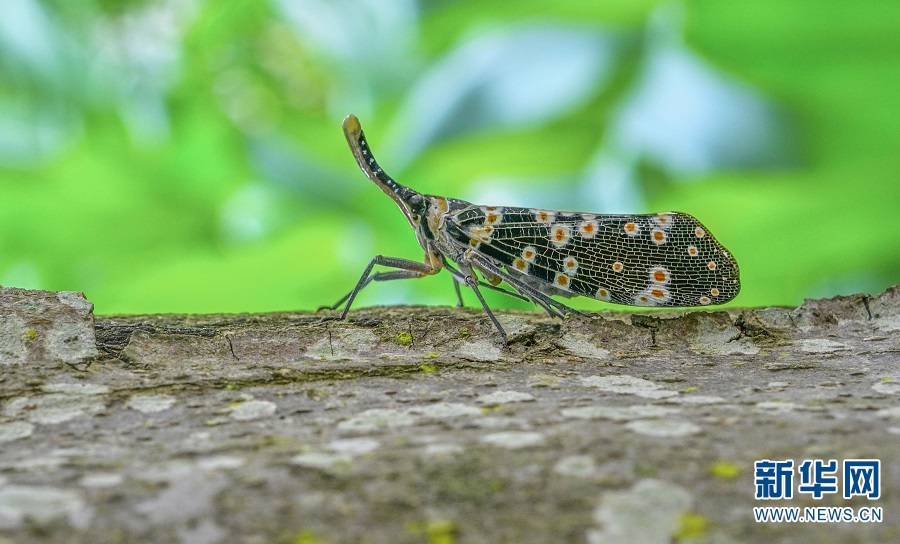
321;269;425;312
327;255;439;319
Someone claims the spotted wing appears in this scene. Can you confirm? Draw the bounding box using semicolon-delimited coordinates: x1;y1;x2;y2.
445;206;739;307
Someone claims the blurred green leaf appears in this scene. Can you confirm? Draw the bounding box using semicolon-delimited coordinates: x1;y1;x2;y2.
0;0;897;314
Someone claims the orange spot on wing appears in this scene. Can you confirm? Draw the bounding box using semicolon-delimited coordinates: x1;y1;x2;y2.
580;221;597;237
653;270;667;282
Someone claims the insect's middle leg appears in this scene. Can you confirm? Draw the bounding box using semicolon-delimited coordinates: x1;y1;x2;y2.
452;277;464;308
328;255;438;318
442;257;530;306
468;253;589;319
452;257;509;344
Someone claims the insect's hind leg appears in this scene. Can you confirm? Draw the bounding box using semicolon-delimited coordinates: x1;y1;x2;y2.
323;255;437;318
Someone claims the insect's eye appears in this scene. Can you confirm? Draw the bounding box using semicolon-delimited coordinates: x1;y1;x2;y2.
409;194;424;206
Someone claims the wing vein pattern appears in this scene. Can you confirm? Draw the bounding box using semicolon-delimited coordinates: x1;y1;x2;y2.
444;205;740;307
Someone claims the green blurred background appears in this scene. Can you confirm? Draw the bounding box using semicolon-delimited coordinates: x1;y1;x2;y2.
1;0;898;315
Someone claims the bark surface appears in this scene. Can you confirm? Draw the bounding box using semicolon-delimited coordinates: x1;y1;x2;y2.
1;285;899;543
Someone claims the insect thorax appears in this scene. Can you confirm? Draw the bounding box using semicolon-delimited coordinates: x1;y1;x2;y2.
423;196;470;258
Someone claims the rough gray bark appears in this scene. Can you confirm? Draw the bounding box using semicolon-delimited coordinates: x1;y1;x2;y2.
1;285;898;543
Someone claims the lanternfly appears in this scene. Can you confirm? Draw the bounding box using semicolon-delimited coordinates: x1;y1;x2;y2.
326;114;740;343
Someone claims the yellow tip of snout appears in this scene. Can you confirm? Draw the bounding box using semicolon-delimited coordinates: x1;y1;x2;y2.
342;114;361;136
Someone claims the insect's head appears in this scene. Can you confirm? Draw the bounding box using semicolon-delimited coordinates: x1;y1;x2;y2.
405;192;428;226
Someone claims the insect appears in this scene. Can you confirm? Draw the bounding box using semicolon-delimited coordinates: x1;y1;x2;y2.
327;114;740;343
